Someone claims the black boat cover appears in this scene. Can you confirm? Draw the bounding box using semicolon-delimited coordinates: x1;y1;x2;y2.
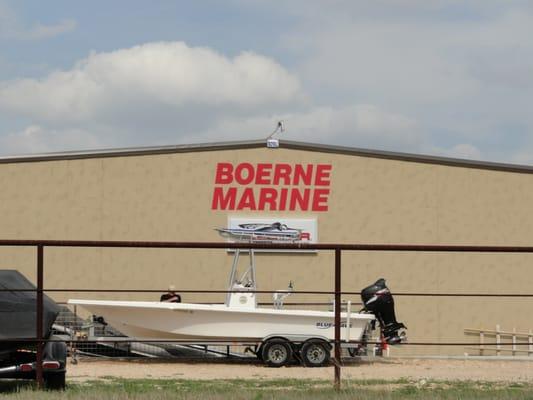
0;270;60;340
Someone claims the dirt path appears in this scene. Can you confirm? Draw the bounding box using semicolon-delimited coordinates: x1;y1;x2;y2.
67;359;533;382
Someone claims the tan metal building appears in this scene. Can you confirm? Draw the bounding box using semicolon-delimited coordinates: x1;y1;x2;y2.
1;139;533;355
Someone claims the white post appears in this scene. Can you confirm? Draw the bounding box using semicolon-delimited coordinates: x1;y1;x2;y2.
479;331;484;356
72;305;78;364
496;325;501;356
512;328;517;356
249;249;256;289
346;300;351;342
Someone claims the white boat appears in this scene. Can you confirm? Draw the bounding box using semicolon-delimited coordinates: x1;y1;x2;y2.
68;228;390;367
68;291;374;342
69;285;374;367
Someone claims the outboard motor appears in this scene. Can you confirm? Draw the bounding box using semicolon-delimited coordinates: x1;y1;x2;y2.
361;278;406;344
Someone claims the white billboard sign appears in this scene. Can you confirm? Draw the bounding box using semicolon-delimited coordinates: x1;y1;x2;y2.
226;217;317;253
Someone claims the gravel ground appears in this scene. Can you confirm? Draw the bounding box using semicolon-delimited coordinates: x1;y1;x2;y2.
67;359;533;382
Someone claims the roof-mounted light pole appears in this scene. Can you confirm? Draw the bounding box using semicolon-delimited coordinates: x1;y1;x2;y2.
266;121;284;148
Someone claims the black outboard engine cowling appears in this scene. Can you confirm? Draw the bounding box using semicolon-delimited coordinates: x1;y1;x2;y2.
361;278;406;344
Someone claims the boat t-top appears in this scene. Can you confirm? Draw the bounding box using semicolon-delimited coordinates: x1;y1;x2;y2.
69;224;406;367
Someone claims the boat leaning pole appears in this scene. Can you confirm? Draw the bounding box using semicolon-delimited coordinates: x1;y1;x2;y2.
334;248;341;390
249;249;256;289
226;249;240;305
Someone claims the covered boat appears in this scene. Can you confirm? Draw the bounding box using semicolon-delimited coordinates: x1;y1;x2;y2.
0;270;60;355
0;270;67;389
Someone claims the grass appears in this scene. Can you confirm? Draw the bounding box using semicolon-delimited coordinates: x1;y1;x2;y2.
1;378;533;399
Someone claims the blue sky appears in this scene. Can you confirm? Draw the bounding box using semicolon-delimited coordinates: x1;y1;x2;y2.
1;1;532;163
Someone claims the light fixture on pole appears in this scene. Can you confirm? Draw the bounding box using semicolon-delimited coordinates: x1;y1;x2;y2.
266;121;284;148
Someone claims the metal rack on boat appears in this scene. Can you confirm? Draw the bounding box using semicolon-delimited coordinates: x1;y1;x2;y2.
218;223;303;307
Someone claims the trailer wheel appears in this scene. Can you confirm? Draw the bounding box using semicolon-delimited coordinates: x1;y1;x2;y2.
261;339;292;368
301;340;330;367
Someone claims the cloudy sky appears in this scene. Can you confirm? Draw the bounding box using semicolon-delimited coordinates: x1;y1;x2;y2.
0;1;532;163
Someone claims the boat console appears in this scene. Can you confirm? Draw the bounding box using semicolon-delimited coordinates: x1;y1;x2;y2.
361;278;406;344
227;282;257;309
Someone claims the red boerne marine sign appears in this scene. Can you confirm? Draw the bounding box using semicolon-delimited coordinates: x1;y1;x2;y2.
211;162;332;211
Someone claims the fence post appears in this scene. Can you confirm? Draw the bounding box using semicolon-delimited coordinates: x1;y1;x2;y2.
334;248;341;390
36;245;44;388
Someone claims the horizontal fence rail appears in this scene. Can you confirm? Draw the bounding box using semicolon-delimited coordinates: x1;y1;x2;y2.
3;239;533;252
1;338;532;346
3;288;533;297
2;239;533;389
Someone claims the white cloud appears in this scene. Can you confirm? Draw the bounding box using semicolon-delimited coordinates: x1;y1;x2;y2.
0;42;303;123
449;144;482;160
511;148;533;165
0;2;76;41
2;6;528;163
279;104;420;148
0;39;428;157
24;19;77;40
431;143;483;160
0;103;421;156
180;104;421;151
0;41;310;155
0;125;102;155
282;2;533;133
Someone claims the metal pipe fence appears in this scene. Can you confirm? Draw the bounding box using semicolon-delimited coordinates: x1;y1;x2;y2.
2;239;533;389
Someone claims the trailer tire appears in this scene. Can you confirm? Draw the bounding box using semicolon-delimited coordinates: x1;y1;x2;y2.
261;339;292;368
301;340;330;367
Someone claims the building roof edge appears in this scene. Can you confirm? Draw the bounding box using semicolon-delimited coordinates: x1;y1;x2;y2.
0;138;532;174
281;140;533;174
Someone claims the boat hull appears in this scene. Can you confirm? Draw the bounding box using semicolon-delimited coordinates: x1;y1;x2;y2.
68;300;374;342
